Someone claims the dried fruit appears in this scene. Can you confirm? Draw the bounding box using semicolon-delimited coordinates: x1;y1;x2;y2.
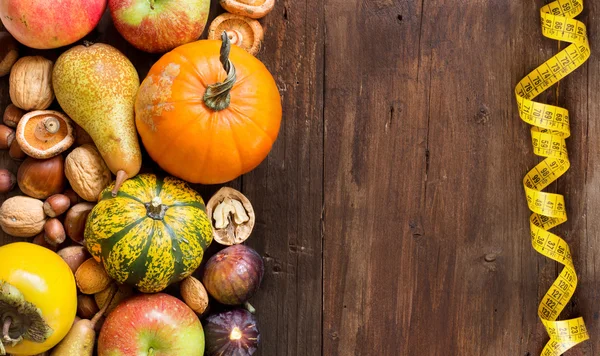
0;169;16;193
44;218;66;246
17;155;66;199
65;144;112;202
202;244;264;305
77;294;99;319
57;245;89;273
43;194;71;217
75;258;112;295
0;32;19;77
16;110;75;159
94;283;134;316
206;187;255;245
204;308;260;355
0;124;14;149
64;202;95;244
8;138;26;160
208;14;264;55
3;104;25;128
219;0;275;19
0;196;46;237
180;276;209;315
9;56;55;110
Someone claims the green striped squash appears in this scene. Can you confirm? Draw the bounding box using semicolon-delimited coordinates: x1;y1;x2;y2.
84;173;213;293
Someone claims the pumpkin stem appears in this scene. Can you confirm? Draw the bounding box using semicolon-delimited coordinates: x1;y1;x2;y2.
203;31;237;112
145;197;169;220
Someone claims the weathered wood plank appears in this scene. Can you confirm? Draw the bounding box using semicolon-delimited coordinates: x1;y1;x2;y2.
240;0;324;355
322;0;594;354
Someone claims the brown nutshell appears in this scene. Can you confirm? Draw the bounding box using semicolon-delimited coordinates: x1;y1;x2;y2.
0;124;15;149
0;32;19;77
32;232;57;251
75;258;113;294
65;144;112;202
64;202;95;244
3;104;25;128
0;169;16;194
44;218;66;246
180;276;209;315
57;245;89;274
43;194;71;217
0;196;46;237
8;139;26;160
9;56;55;110
77;294;99;319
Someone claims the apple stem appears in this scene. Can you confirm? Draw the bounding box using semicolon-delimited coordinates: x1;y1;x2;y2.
112;170;128;197
150;0;155;9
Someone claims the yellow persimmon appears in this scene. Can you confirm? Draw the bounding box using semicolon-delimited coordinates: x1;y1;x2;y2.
0;242;77;355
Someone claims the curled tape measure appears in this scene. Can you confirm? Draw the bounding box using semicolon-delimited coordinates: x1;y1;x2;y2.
514;0;590;354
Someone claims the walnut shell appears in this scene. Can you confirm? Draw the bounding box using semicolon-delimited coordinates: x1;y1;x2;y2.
0;196;46;237
65;144;112;202
75;258;113;294
9;56;54;110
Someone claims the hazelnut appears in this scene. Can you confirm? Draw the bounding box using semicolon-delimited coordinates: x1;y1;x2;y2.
43;194;71;217
9;139;26;161
77;294;99;319
32;232;57;251
0;124;14;149
57;245;89;274
64;202;95;244
3;104;25;128
44;218;66;246
0;32;19;77
0;169;16;193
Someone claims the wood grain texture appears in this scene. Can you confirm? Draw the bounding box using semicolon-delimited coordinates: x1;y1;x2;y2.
1;0;599;355
323;0;595;355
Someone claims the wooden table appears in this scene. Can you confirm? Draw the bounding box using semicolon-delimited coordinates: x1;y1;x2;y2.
1;1;599;355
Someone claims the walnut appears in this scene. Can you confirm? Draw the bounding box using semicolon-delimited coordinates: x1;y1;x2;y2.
65;144;112;202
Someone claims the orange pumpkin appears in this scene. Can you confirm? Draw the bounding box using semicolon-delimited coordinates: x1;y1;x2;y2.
135;32;282;184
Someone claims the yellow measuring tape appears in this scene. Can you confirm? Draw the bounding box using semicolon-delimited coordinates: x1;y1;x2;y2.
514;0;590;354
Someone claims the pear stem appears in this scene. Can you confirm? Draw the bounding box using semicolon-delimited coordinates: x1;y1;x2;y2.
112;170;128;197
90;284;117;327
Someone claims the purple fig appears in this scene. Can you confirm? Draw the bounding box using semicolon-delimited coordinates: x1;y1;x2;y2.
202;244;264;305
204;308;260;355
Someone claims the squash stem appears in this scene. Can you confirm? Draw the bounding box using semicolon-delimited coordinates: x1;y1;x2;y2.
203;31;237;112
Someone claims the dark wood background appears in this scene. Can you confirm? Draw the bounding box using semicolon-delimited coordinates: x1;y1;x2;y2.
1;0;599;355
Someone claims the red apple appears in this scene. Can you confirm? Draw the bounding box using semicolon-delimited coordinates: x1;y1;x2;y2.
109;0;210;53
0;0;107;49
98;293;205;356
